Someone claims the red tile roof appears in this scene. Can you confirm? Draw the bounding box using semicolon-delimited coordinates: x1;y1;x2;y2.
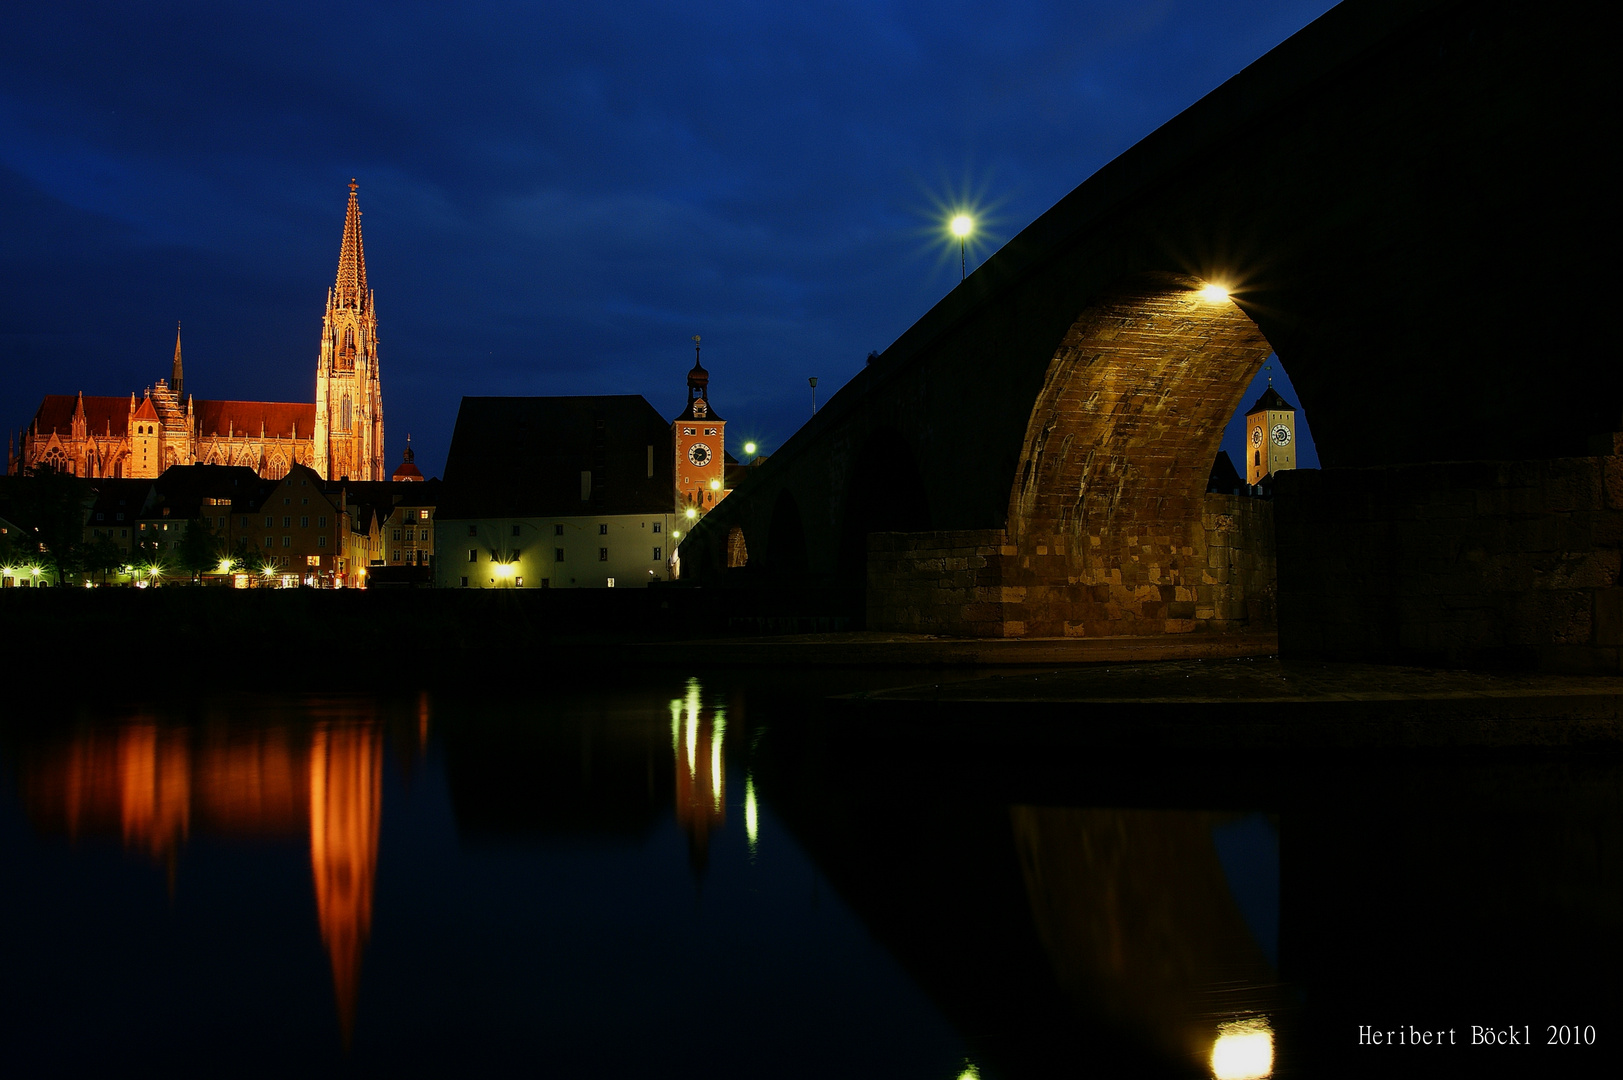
30;395;135;437
195;400;316;439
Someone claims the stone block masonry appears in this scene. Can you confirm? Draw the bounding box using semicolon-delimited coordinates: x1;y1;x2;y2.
867;493;1276;638
1274;442;1623;672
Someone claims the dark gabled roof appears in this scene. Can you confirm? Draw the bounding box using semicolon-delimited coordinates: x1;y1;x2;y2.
440;396;675;519
1207;450;1244;494
1244;386;1295;415
87;478;158;520
148;464;269;518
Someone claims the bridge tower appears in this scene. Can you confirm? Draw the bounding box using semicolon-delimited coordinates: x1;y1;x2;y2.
673;337;728;515
1244;383;1296;486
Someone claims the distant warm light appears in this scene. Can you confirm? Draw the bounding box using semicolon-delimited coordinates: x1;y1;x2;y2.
744;775;759;850
218;558;234;573
709;479;721;491
743;441;757;455
958;1065;982;1080
950;214;974;238
262;565;274;577
684;507;697;520
671;530;681;539
1211;1018;1274;1080
31;566;42;576
1199;282;1231;303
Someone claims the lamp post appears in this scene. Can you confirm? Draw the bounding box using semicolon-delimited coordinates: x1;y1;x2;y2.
809;376;819;416
950;214;973;281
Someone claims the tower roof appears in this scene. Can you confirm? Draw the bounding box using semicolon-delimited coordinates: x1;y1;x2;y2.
1244;385;1295;414
334;180;368;304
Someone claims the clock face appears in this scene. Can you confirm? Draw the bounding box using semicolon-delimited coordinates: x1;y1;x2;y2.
1250;427;1263;448
687;443;712;467
1271;424;1292;447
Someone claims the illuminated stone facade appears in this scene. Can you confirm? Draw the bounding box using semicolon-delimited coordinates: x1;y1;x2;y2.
11;183;384;483
1244;385;1296;486
673;342;730;515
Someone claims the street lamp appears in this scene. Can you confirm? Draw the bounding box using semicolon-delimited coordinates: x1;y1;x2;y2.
950;214;974;281
1199;282;1230;303
809;376;819;416
743;441;757;456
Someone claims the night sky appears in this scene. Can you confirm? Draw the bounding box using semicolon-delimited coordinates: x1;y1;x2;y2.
2;0;1335;478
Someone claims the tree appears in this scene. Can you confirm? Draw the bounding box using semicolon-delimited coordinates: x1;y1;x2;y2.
11;465;92;583
177;514;223;583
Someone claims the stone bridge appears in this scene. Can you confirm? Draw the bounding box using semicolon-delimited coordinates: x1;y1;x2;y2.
682;0;1620;666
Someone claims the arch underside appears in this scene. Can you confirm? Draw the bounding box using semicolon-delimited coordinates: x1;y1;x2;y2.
1005;278;1276;635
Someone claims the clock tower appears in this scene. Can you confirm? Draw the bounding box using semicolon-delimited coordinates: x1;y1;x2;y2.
1244;382;1297;486
674;337;728;514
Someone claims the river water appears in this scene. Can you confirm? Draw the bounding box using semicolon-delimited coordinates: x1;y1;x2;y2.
1;672;1615;1078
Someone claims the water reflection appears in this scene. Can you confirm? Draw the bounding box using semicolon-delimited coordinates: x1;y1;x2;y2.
671;678;728;870
1011;807;1282;1075
17;706;386;1043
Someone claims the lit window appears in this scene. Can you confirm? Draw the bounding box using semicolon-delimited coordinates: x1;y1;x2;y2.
419;509;429;520
515;576;523;587
307;555;320;567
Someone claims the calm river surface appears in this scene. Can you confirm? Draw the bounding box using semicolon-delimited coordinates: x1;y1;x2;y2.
1;670;1616;1078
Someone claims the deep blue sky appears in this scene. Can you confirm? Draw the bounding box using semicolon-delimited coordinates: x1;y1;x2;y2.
1;0;1335;478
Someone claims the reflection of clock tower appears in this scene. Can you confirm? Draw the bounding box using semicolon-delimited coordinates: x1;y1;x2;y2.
674;337;728;513
1244;383;1297;485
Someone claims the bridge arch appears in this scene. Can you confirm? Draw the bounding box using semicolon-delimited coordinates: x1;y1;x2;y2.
1003;273;1278;636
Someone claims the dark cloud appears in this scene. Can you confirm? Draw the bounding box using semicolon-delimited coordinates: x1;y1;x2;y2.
2;0;1337;474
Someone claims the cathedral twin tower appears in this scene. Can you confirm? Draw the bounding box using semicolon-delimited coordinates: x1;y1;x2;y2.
314;181;386;483
13;182;387;483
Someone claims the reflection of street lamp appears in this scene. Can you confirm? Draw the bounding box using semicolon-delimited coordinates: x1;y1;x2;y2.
950;213;974;281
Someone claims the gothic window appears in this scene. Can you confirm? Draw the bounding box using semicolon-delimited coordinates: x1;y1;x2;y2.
267;454;288;480
341;396;352;432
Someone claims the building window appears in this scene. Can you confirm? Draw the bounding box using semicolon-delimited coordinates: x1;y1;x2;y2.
554;524;564;536
217;517;225;528
653;547;661;561
467;525;478;537
511;524;521;537
419;510;429;520
555;548;564;562
599;548;608;561
652;522;661;534
392;550;400;562
96;512;104;522
265;516;274;527
468;549;478;562
318;536;327;548
265;536;274;547
308;555;321;567
319;516;327;527
282;536;291;547
515;576;523;587
242;516;250;527
599;523;608;535
420;529;429;541
300;516;308;528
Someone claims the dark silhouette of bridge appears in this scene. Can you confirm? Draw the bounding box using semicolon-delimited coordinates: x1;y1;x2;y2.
681;0;1620;667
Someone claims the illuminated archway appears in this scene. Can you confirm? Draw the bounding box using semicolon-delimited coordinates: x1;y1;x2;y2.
1005;274;1276;636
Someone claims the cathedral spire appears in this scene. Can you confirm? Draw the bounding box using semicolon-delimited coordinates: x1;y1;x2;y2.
334;180;368;308
172;321;184;400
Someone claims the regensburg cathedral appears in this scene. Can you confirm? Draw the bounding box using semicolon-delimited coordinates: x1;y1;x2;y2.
10;182;386;483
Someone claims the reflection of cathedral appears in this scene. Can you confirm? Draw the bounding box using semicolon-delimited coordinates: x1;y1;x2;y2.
19;714;387;1044
11;182;385;482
